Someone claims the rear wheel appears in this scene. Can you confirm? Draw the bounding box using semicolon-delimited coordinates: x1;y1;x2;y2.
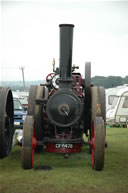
99;87;107;147
91;87;105;170
91;117;105;171
99;87;106;123
0;87;14;158
91;86;100;120
89;87;100;153
22;116;37;169
27;85;37;116
84;62;92;137
85;62;91;93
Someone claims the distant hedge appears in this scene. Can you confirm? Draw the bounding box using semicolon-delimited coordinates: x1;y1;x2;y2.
1;76;128;90
91;76;128;88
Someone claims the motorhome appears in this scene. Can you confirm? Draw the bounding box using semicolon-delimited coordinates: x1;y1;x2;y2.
106;87;128;126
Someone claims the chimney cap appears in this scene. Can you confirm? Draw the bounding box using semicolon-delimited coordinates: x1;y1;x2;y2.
59;24;74;27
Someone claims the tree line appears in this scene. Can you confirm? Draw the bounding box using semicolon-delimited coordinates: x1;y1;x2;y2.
1;76;128;91
91;76;128;88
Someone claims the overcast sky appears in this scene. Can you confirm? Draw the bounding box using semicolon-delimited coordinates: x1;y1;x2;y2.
1;0;128;82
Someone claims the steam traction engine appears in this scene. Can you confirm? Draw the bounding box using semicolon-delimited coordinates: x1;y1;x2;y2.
0;87;14;158
22;24;106;171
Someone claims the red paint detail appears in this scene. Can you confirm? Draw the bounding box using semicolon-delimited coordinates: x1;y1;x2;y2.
32;121;37;168
46;73;55;83
97;104;101;108
46;143;82;153
32;137;37;149
22;104;28;107
72;74;82;97
91;121;95;168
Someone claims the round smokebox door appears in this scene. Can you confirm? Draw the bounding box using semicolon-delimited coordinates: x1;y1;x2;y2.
46;90;82;127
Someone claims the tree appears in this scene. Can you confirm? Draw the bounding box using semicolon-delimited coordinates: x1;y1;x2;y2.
91;76;123;88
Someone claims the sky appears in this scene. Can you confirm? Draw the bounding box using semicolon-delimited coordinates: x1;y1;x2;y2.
1;0;128;82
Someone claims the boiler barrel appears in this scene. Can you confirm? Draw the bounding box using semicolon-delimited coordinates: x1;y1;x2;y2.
59;24;74;88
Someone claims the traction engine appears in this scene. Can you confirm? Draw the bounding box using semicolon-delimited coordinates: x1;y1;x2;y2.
0;87;14;158
22;24;106;171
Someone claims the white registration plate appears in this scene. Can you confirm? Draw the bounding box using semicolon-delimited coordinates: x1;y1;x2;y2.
55;144;73;149
14;122;20;126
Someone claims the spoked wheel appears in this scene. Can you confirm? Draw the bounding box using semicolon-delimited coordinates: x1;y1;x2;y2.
91;86;105;170
28;85;44;151
84;62;92;136
91;117;105;171
0;87;14;158
22;116;37;169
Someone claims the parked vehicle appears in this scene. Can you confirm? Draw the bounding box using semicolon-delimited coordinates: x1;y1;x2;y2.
106;84;128;112
106;87;128;126
13;93;27;129
13;91;29;111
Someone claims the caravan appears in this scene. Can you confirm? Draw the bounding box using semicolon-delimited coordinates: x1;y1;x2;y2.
106;84;128;112
106;87;128;126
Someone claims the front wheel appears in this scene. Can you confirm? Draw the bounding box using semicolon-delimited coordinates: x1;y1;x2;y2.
27;85;44;152
22;116;37;169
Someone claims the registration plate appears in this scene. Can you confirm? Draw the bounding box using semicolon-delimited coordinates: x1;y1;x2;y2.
55;144;73;149
14;122;20;126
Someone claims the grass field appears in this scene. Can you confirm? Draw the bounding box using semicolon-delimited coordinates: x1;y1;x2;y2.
0;127;128;193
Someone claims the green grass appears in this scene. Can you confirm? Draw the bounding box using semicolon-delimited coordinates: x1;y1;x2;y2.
0;127;128;193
